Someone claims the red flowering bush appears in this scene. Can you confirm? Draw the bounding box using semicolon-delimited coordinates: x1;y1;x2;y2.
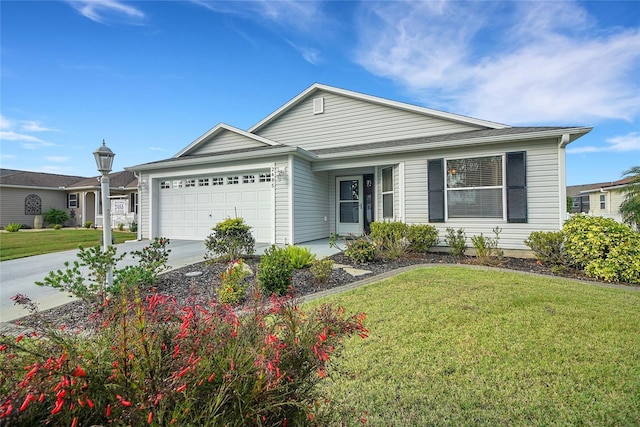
1;288;367;425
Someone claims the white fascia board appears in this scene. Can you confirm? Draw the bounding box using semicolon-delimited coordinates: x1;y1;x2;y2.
173;123;281;158
127;146;316;173
315;127;593;161
249;83;509;133
0;184;70;191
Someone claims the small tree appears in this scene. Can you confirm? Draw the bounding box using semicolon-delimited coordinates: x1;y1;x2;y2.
204;217;255;261
619;166;640;231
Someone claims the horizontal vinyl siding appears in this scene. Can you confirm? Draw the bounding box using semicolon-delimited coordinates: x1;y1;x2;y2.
140;173;150;239
274;159;290;244
396;138;563;250
292;157;330;243
256;91;482;150
189;131;269;156
0;188;68;228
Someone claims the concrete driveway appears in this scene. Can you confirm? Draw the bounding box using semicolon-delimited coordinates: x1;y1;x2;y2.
0;239;209;322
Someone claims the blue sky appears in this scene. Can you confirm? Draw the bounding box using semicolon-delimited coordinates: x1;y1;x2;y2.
1;0;638;185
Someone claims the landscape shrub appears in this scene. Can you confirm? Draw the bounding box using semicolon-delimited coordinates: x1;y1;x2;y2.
117;223;125;231
83;221;93;229
563;215;640;284
216;259;251;305
259;245;294;296
129;220;137;233
471;226;503;265
444;228;467;258
285;245;316;269
406;224;438;253
370;221;409;259
310;258;334;284
205;217;255;261
524;230;571;267
129;237;171;283
43;208;69;226
344;237;376;264
4;223;21;232
0;290;368;426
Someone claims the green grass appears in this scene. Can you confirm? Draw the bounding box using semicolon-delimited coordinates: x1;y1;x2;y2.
311;267;640;426
0;229;137;261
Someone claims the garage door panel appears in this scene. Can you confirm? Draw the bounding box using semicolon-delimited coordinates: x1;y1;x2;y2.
159;171;273;242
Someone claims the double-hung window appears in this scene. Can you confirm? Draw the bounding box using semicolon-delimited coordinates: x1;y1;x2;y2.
67;193;79;209
599;194;606;210
446;155;503;219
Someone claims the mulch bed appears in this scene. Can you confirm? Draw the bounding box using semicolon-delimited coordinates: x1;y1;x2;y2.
12;252;622;332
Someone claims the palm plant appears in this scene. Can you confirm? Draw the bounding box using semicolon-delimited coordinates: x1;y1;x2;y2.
619;166;640;231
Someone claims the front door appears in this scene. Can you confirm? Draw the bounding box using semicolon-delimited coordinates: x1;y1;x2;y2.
336;176;363;235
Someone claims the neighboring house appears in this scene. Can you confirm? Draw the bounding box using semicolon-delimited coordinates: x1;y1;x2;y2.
577;176;635;223
127;83;591;250
0;169;138;229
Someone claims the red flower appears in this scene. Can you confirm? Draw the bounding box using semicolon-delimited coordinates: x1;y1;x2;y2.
106;404;111;417
176;384;187;393
71;365;86;377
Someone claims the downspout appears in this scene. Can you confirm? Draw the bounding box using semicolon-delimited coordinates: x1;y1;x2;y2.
271;163;277;244
288;154;294;245
558;134;570;228
134;171;142;241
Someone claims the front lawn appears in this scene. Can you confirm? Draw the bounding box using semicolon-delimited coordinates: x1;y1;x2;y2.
0;229;137;261
314;267;640;426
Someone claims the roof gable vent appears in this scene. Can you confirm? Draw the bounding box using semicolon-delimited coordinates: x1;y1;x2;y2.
313;97;324;115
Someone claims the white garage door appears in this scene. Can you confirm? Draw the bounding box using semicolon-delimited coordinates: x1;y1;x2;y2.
158;172;273;242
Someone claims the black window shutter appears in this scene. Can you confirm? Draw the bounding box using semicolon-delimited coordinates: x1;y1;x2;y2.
428;158;445;222
506;151;527;223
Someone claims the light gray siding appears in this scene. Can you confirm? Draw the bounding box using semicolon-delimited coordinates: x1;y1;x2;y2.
188;130;270;156
291;156;330;243
274;159;290;244
255;90;483;150
0;187;69;228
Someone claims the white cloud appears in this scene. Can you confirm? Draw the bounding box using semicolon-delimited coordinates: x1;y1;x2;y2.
354;1;640;124
148;146;168;152
287;40;321;65
0;115;59;149
67;0;146;25
568;132;640;153
0;131;46;144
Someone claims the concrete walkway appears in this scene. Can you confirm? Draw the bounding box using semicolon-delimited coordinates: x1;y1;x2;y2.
0;238;340;323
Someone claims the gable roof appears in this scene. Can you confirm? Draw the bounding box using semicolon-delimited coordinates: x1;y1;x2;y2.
0;169;86;189
249;83;509;134
68;170;138;190
174;123;281;158
579;176;635;194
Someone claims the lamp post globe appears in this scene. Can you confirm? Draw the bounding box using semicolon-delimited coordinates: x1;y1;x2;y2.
93;139;115;289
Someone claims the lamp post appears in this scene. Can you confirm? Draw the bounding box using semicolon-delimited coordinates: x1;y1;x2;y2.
93;139;115;288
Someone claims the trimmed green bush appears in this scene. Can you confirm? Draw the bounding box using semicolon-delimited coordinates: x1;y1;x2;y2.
43;208;69;226
563;215;640;284
406;224;438;253
344;237;376;264
471;226;503;265
370;221;409;259
83;221;93;229
524;230;571;267
259;245;294;296
205;217;255;261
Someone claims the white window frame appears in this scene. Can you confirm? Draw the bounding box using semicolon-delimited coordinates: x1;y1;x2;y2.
227;176;239;185
243;175;256;184
185;178;196;188
172;180;183;189
444;154;506;220
198;178;209;187
599;194;606;210
67;193;79;209
212;177;224;186
381;167;394;219
259;172;272;183
160;181;170;189
129;193;138;214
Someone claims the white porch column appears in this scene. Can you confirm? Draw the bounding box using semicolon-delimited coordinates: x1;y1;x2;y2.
94;190;101;227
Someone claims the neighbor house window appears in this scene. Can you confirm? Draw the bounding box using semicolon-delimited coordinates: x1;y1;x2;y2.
129;193;138;214
243;175;255;184
600;194;606;210
67;193;79;209
185;178;196;187
382;167;394;219
212;177;224;186
198;178;209;187
446;155;503;218
160;181;170;189
259;173;272;183
227;176;239;185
